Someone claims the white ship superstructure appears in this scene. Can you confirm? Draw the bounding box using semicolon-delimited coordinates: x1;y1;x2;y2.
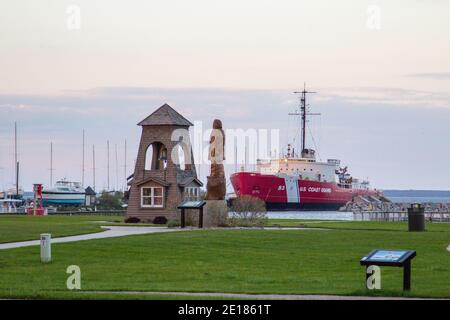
42;180;85;206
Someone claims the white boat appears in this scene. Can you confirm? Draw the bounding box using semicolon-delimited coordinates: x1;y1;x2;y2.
0;187;24;199
42;180;85;206
0;198;24;213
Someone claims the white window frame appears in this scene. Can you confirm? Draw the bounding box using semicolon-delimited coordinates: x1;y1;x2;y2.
185;187;199;198
141;186;164;208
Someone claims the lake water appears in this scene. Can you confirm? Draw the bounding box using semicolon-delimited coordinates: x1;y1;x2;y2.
388;196;450;204
383;190;450;204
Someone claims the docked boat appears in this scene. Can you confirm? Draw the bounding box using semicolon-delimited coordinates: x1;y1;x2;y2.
0;187;24;200
42;180;85;206
230;86;380;210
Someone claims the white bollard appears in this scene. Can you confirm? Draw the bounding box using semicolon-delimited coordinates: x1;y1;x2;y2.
40;233;51;263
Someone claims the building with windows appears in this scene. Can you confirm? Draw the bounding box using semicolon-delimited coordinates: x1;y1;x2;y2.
126;104;203;221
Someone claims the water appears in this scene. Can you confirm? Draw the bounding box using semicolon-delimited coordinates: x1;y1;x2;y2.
267;211;353;221
383;190;450;204
388;197;450;204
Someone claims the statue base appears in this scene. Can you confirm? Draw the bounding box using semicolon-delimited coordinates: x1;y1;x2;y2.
205;176;226;200
204;200;228;228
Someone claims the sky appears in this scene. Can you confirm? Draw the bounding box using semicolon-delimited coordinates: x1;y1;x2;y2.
0;0;450;191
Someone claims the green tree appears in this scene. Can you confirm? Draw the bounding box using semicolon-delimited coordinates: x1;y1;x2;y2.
97;191;124;210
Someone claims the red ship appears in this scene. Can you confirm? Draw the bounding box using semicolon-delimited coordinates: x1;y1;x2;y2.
230;86;380;211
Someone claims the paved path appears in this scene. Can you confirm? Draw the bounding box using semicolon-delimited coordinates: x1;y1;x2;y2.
0;226;182;250
0;226;322;250
86;290;441;300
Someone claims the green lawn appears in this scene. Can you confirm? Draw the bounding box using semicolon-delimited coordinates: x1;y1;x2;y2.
0;215;124;243
0;218;449;299
268;219;450;232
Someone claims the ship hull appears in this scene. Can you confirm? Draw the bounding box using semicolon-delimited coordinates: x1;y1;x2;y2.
230;172;379;211
42;192;85;206
265;202;343;211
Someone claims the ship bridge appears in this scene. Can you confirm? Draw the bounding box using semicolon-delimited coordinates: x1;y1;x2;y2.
256;149;339;183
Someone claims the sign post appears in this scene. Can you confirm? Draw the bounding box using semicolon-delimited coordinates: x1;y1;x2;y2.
360;249;416;291
40;233;52;263
177;200;206;228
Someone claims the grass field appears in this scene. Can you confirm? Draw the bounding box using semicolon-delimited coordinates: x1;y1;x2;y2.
0;216;449;299
0;215;125;243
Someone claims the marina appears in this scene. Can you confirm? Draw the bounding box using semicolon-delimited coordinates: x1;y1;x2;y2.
1;101;450;220
1;0;450;304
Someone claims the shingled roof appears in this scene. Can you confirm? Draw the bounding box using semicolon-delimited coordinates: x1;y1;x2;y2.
138;104;193;126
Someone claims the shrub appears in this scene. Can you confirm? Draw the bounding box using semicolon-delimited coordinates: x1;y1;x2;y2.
228;195;267;227
205;201;229;227
97;191;124;210
167;219;181;228
153;216;168;224
124;216;140;223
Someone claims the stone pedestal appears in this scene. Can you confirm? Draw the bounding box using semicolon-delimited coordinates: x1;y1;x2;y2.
204;200;228;228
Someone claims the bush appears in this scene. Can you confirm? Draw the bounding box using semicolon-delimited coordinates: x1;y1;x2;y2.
153;216;168;224
97;191;124;210
124;216;140;223
228;195;267;227
205;201;229;227
167;219;181;228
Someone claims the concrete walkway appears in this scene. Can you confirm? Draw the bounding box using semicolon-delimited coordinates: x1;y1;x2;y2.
0;226;182;250
0;226;323;250
86;290;442;300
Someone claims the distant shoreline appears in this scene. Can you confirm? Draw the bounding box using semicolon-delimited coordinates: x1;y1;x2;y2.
383;190;450;198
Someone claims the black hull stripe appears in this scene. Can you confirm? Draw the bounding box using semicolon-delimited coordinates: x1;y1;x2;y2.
266;202;343;211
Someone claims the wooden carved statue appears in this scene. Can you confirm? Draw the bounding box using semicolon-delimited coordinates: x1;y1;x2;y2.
205;119;226;200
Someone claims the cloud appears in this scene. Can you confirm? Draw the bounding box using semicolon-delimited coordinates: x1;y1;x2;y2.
405;72;450;80
1;86;450;190
315;87;450;109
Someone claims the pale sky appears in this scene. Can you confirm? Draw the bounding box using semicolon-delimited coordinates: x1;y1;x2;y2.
0;0;450;191
1;0;450;93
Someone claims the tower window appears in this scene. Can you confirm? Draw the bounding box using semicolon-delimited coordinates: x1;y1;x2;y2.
141;187;164;208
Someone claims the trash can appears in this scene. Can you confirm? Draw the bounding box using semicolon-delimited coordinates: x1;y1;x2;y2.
40;233;52;263
408;204;425;231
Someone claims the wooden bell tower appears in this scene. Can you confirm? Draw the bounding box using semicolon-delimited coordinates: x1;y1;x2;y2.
126;104;203;221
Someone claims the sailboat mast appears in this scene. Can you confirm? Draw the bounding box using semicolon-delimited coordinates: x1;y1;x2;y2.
92;144;96;191
14;122;19;196
124;139;127;191
50;142;53;187
107;140;110;191
82;129;85;187
115;143;118;191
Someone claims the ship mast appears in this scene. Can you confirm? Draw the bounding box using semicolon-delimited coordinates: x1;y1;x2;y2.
292;83;319;154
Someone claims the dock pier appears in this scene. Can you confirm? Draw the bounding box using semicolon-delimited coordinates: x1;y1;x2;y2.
352;211;450;222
